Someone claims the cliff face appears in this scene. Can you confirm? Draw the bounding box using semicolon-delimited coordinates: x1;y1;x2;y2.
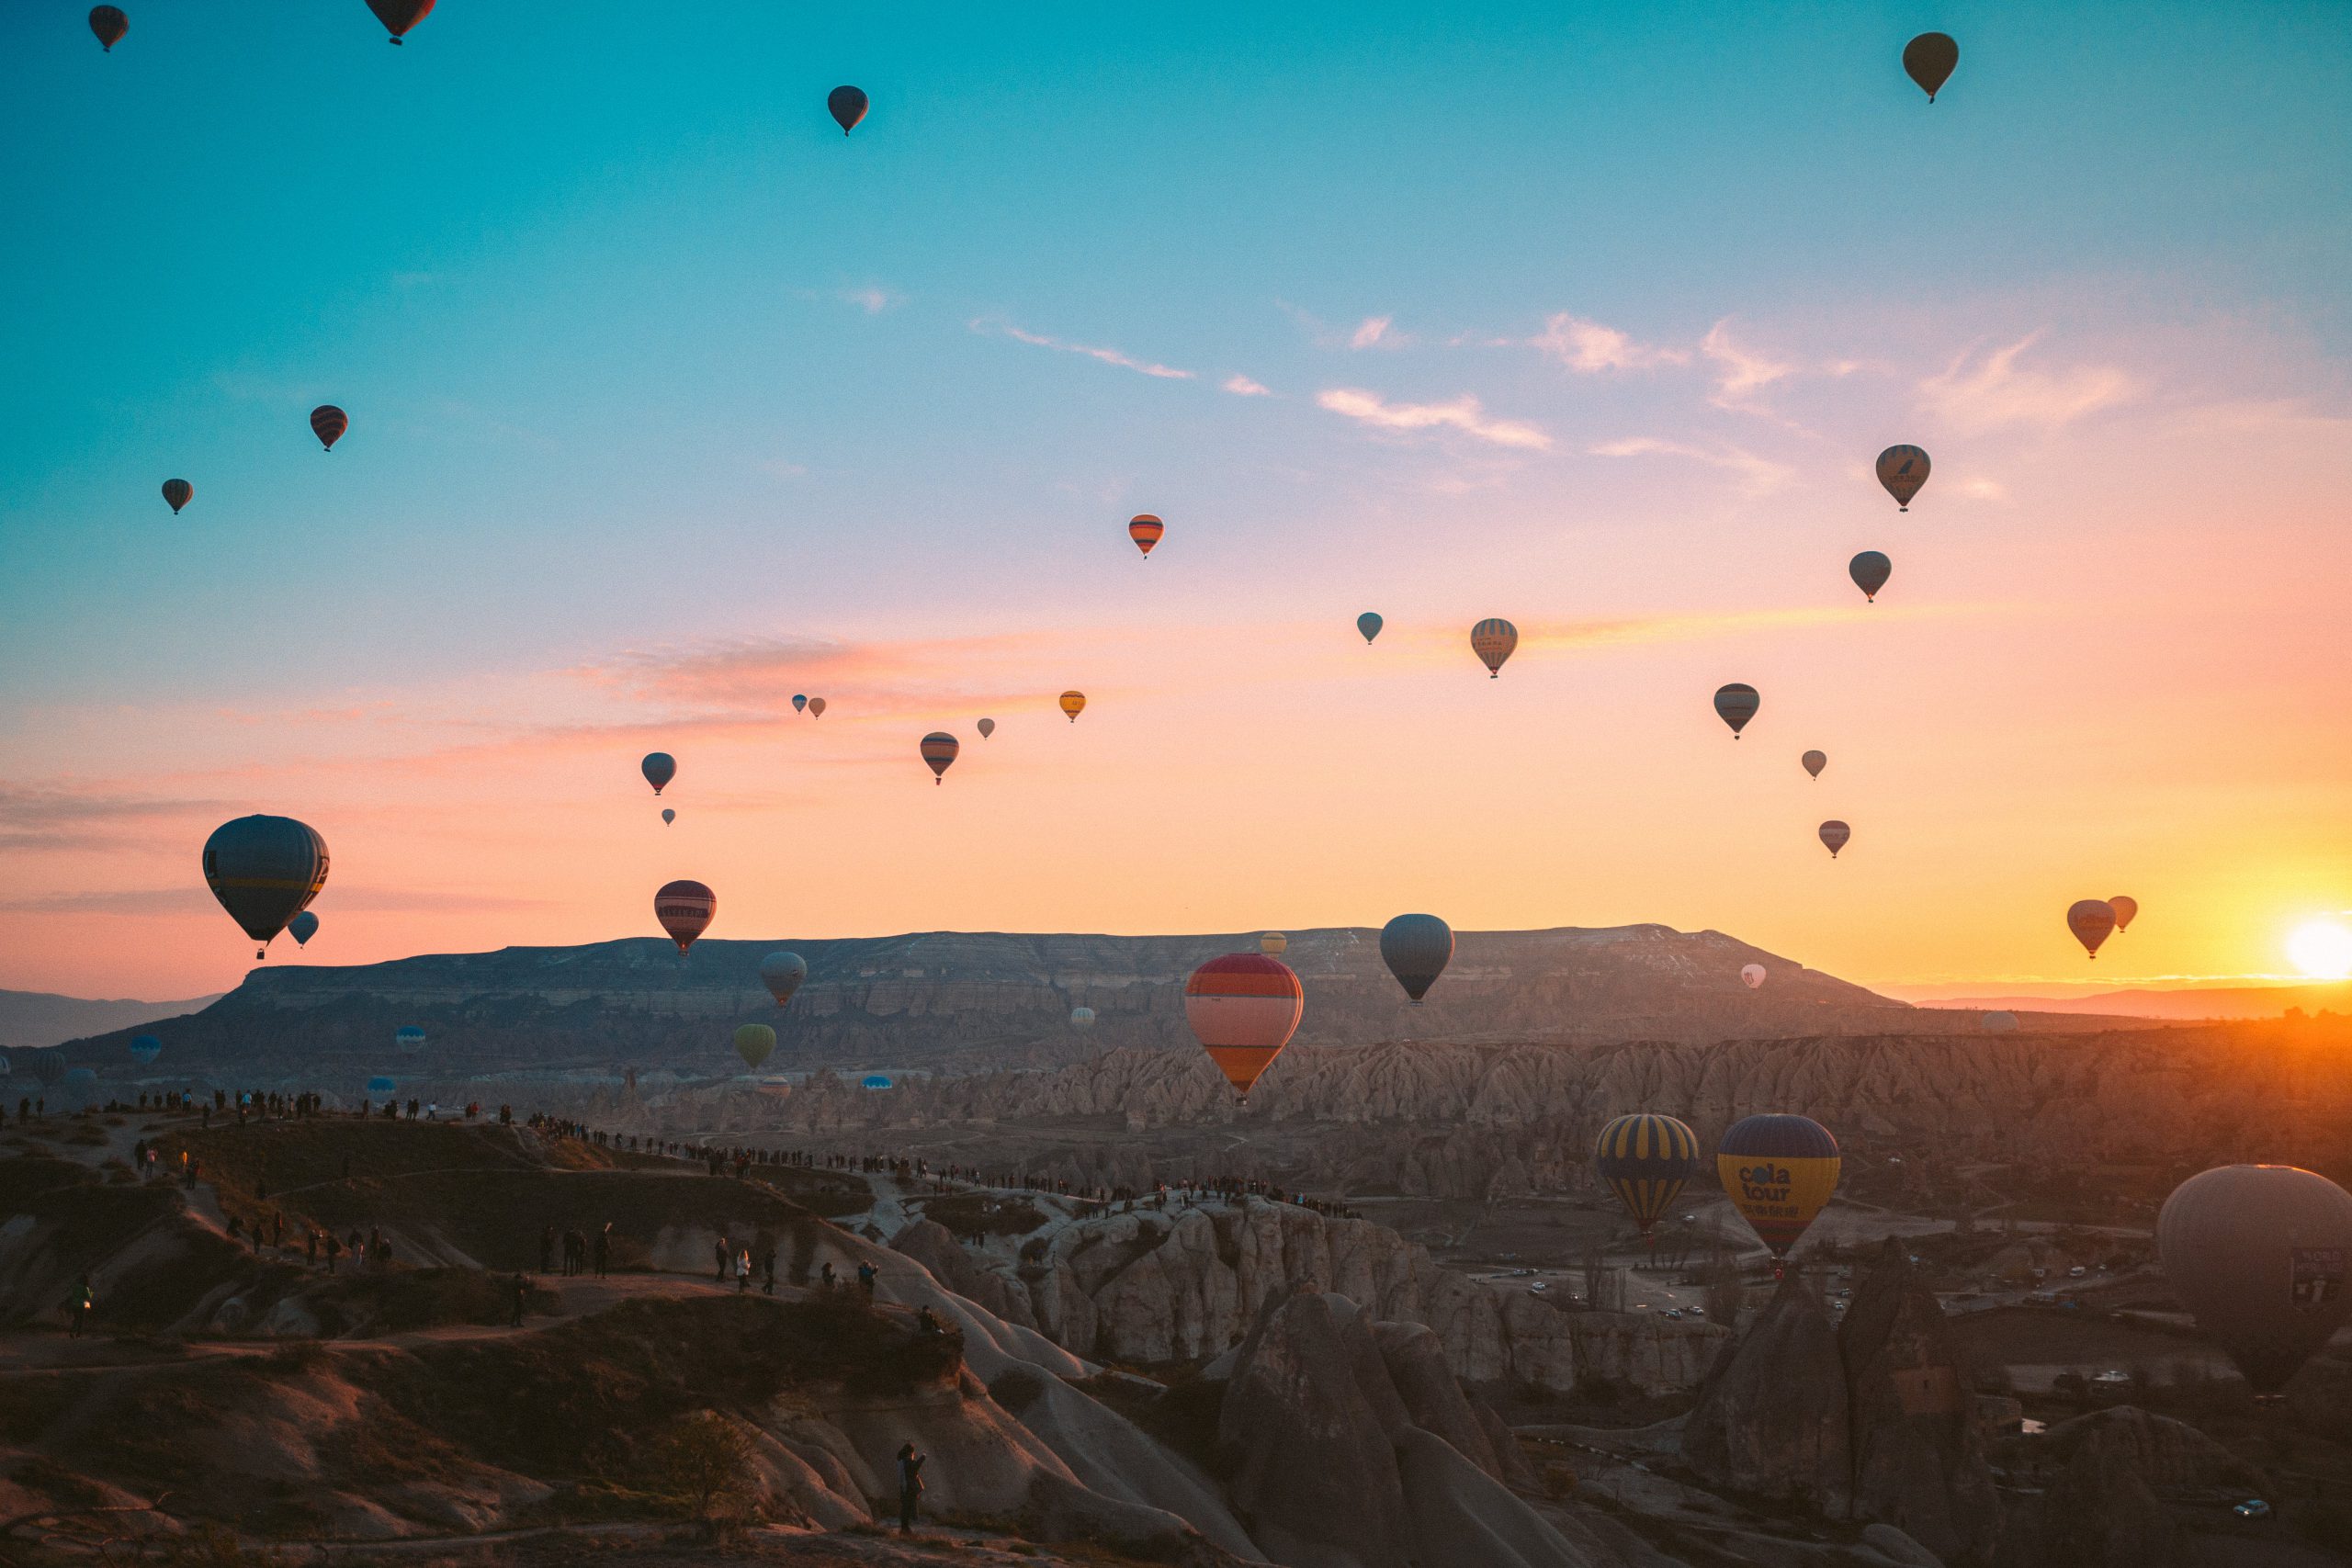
62;923;1973;1082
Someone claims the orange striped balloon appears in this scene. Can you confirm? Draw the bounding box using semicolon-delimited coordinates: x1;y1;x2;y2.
1059;691;1086;723
654;879;716;954
1183;953;1304;1101
920;731;959;784
1128;513;1165;557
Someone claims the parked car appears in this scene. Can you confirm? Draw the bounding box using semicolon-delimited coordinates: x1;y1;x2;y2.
2233;1500;2271;1520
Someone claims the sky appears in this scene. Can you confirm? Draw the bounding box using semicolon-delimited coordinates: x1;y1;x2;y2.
3;2;2350;1001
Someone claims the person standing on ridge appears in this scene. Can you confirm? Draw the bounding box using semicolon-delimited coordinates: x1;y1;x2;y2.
896;1442;926;1535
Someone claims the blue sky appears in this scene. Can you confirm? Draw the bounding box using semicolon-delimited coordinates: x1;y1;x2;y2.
3;2;2349;997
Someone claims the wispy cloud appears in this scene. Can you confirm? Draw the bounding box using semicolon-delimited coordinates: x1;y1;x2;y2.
1317;388;1550;450
1589;435;1794;495
1528;314;1687;373
1917;334;2139;432
1222;374;1272;397
1350;316;1400;350
972;318;1194;380
841;285;901;314
1701;320;1795;411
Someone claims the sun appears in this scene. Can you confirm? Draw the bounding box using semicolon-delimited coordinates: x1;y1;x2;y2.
2287;919;2352;981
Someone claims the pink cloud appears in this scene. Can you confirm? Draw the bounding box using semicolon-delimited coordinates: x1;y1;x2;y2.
1528;314;1687;373
1317;388;1551;450
974;318;1195;380
1918;334;2139;431
1589;435;1794;495
1222;374;1272;397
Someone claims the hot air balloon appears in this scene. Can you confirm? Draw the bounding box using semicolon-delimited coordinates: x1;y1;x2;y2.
1357;613;1383;646
1259;932;1288;957
1593;1113;1699;1239
1713;683;1759;738
829;85;869;135
861;1074;894;1090
203;816;329;958
1059;691;1086;723
367;1075;398;1096
90;7;128;51
733;1024;776;1071
130;1035;162;1066
1740;964;1766;989
920;732;959;784
656;880;717;954
1981;1011;2019;1033
1717;1113;1840;1261
1802;750;1826;781
33;1050;66;1088
1903;32;1959;101
1184;953;1304;1103
760;951;808;1007
161;479;192;515
366;0;435;43
1876;446;1929;510
1470;618;1517;678
793;694;808;713
288;910;319;947
395;1025;426;1052
1849;551;1891;603
1128;514;1164;557
2067;898;2117;959
1380;914;1453;1004
310;405;347;451
978;717;995;739
1819;820;1850;859
808;697;827;718
2109;896;2139;933
1069;1007;1096;1031
2158;1164;2352;1393
640;753;675;795
662;808;675;826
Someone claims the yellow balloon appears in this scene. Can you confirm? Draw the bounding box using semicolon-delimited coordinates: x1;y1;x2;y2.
1059;690;1087;724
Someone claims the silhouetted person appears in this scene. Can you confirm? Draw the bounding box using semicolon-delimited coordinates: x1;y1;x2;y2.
896;1442;925;1533
857;1261;877;1298
510;1274;529;1327
917;1305;941;1335
715;1237;730;1281
594;1224;611;1279
69;1273;94;1338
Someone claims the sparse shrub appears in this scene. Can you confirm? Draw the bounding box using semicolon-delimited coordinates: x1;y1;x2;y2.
164;1522;266;1568
640;1409;758;1532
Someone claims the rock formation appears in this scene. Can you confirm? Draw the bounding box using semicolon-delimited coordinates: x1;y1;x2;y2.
1681;1269;1851;1509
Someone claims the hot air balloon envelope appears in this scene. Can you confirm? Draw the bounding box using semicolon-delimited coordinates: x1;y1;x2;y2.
130;1035;162;1066
861;1074;894;1090
760;951;808;1007
662;808;675;826
2109;896;2139;933
1903;32;1959;100
1357;613;1383;645
1184;953;1304;1100
1470;618;1517;677
33;1050;67;1087
1128;514;1164;556
288;910;320;947
1380;914;1453;1003
793;694;808;713
2159;1164;2352;1393
367;1076;398;1096
1981;1011;2019;1033
1069;1007;1095;1030
90;6;128;51
367;0;435;42
1713;683;1759;737
1740;964;1766;989
641;753;676;795
734;1024;776;1070
203;816;330;954
1819;820;1851;858
1876;445;1929;509
829;85;869;134
978;718;995;739
1717;1114;1840;1258
1058;691;1087;723
1259;932;1287;957
1849;551;1892;602
310;405;348;450
656;880;717;953
2068;899;2117;958
1594;1113;1699;1235
395;1025;426;1052
920;732;959;783
162;479;193;514
1802;750;1826;780
808;697;827;718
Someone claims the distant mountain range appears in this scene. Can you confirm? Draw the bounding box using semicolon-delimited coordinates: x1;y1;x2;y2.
43;924;2165;1089
0;988;222;1050
1920;982;2352;1021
